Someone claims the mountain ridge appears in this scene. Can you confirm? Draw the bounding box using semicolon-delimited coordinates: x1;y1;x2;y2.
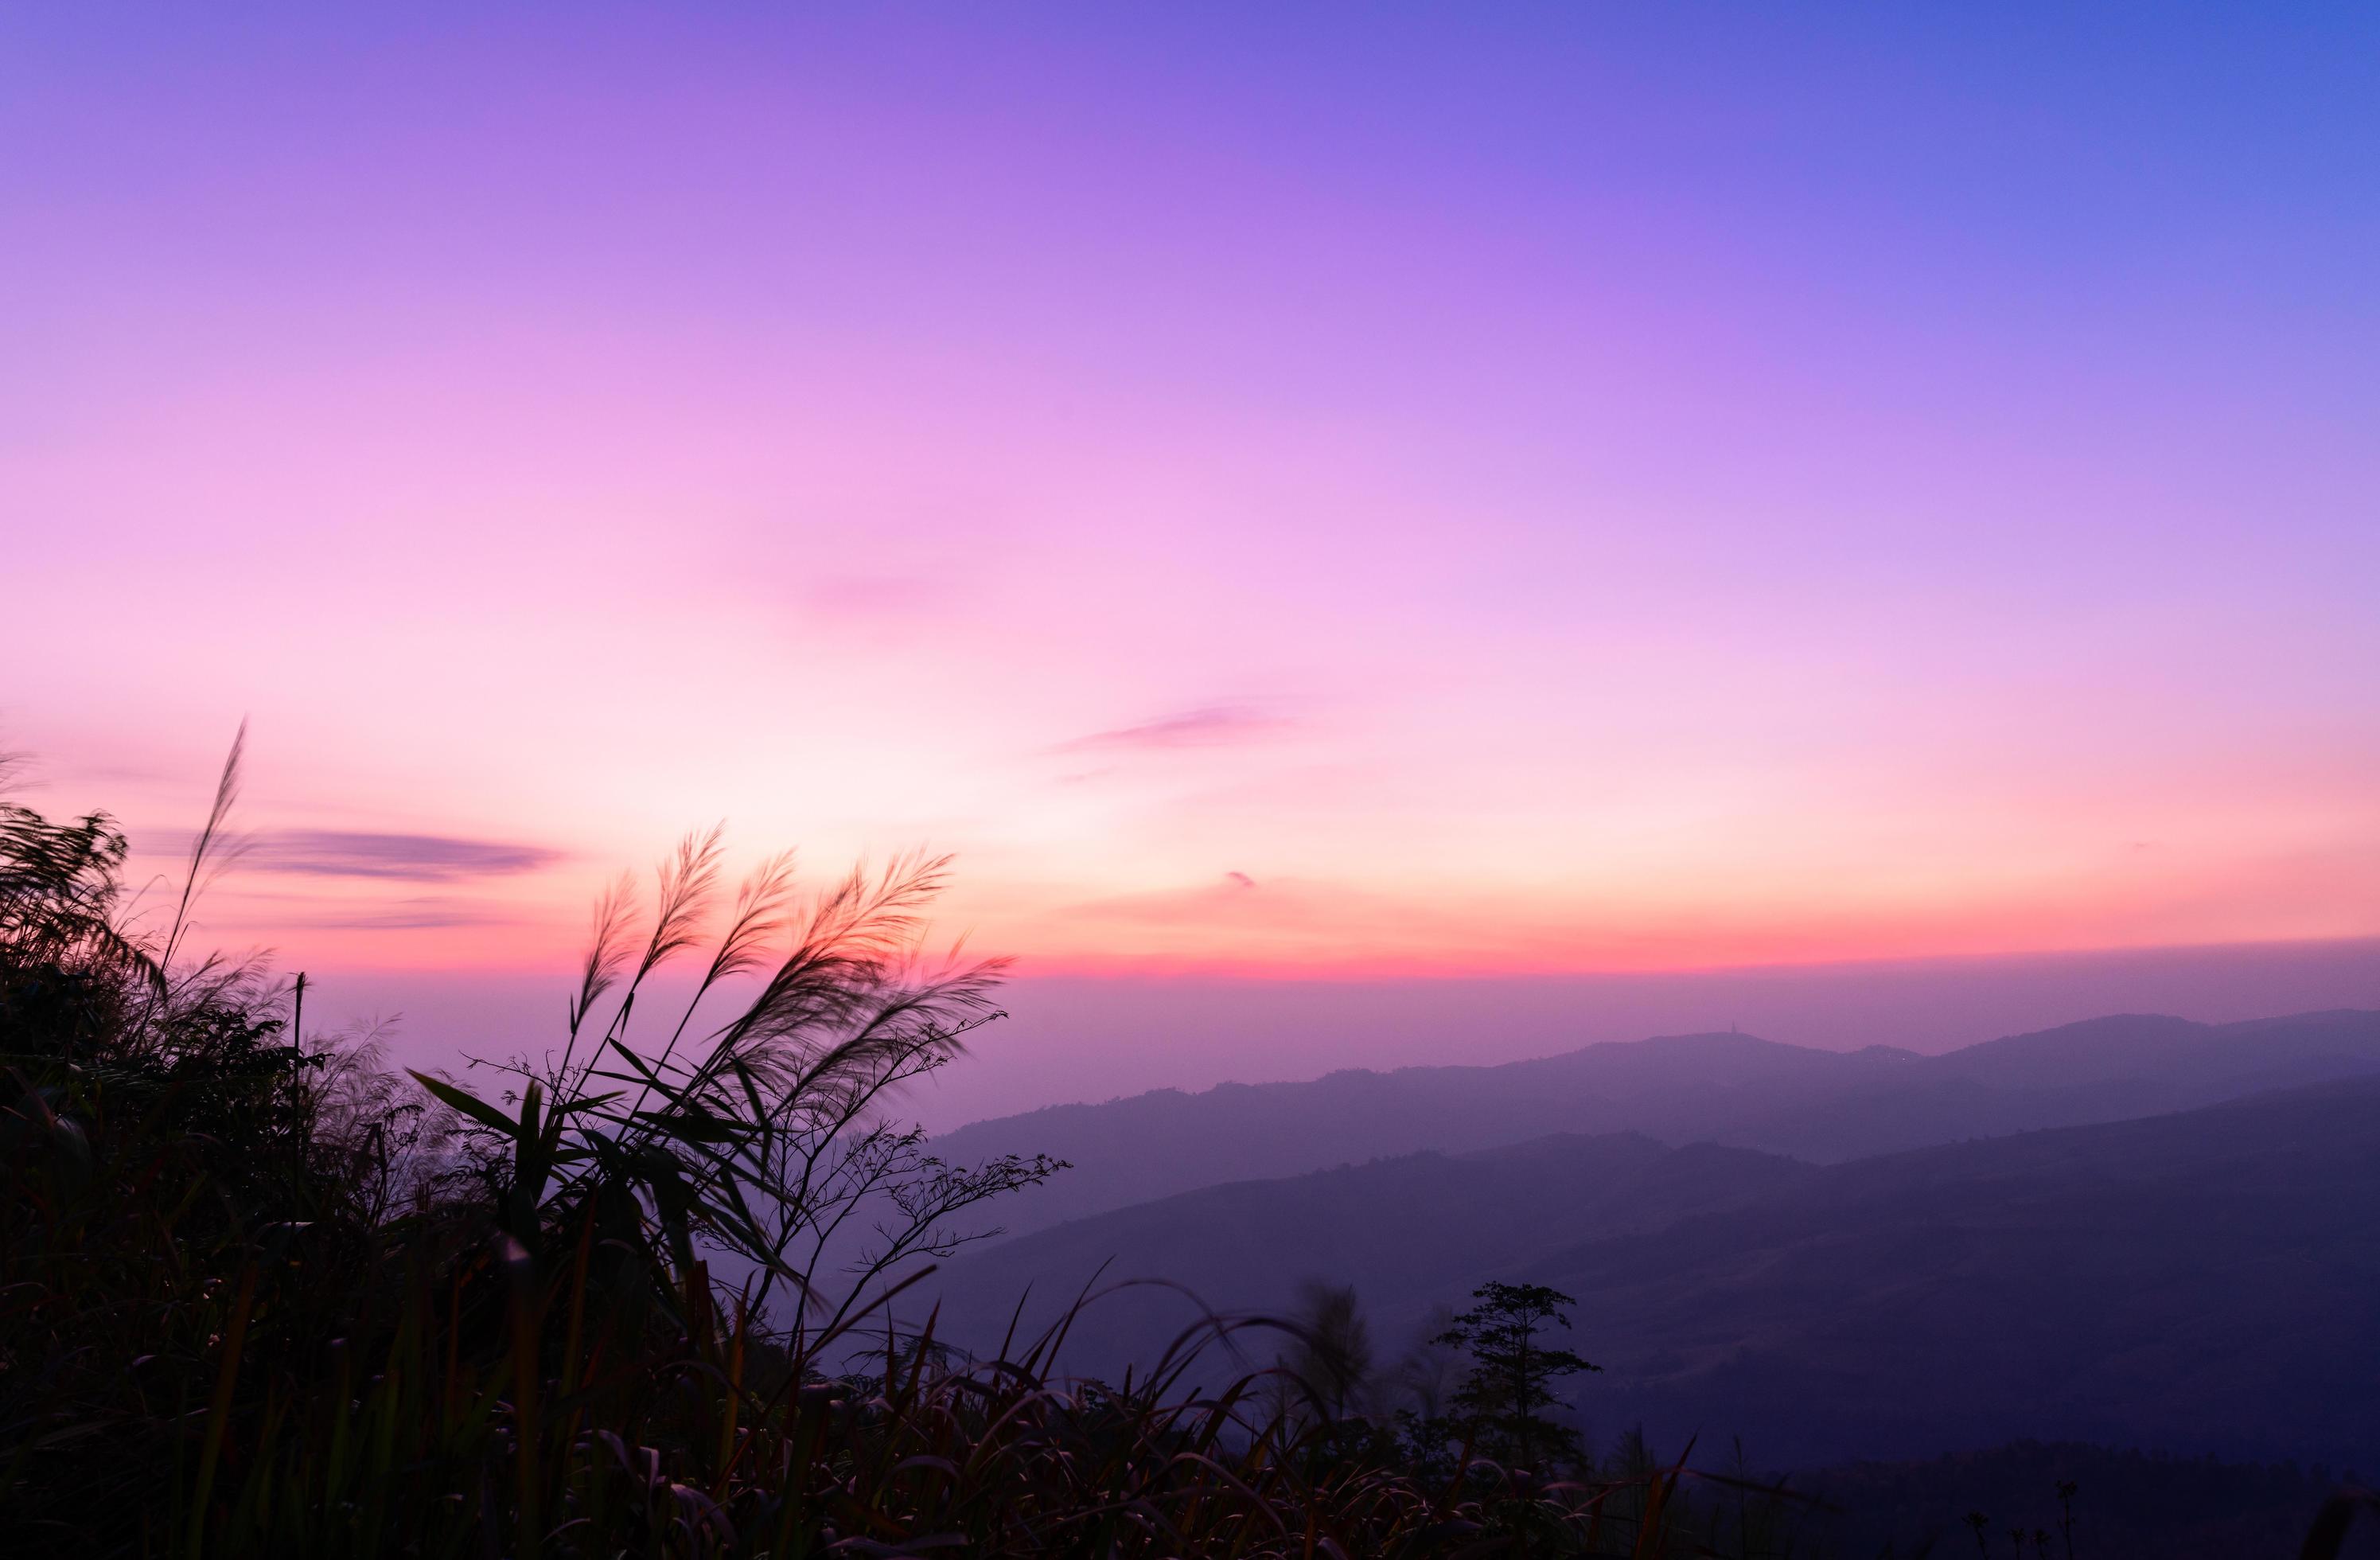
927;1008;2380;1236
919;1071;2380;1466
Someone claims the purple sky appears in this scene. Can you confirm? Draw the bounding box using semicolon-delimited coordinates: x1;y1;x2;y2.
4;6;2376;1118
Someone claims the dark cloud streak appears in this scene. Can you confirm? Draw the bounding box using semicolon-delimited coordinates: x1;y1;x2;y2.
245;830;563;882
286;898;519;931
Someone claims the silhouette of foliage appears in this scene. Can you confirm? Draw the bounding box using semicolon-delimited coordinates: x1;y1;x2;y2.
1435;1279;1600;1472
3;740;2368;1556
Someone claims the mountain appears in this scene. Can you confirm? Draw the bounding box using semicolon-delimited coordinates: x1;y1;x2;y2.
908;1131;1802;1382
1722;1008;2380;1160
1526;1074;2380;1466
928;1010;2380;1236
919;1075;2380;1468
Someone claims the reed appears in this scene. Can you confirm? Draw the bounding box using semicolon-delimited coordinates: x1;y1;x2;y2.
0;743;2339;1556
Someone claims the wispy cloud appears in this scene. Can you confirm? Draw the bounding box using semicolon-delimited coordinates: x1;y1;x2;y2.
285;897;521;930
245;830;563;882
1058;704;1292;754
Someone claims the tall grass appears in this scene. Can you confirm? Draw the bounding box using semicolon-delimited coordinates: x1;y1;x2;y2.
3;744;1811;1554
6;739;2350;1555
92;1242;1743;1558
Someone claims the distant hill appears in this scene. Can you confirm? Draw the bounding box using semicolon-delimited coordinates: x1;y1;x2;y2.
919;1074;2380;1468
927;1010;2380;1236
908;1131;1802;1379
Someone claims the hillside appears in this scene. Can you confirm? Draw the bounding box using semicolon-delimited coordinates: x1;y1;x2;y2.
1802;1441;2380;1560
921;1074;2380;1467
928;1010;2380;1235
907;1131;1804;1381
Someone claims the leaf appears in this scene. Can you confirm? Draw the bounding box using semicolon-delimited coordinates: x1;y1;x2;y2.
408;1071;523;1137
603;1037;673;1086
629;1110;750;1145
729;1058;769;1125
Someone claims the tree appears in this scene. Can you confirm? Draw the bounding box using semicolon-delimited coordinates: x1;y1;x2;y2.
1389;1302;1463;1422
1280;1278;1375;1424
1435;1280;1599;1471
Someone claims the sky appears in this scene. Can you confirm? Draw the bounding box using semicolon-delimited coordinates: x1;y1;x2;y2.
4;6;2377;1113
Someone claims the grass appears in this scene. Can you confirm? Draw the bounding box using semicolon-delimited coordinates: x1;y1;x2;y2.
2;739;2367;1556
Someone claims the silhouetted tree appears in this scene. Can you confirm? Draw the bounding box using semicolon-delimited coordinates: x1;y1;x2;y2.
1435;1280;1598;1471
1280;1278;1374;1423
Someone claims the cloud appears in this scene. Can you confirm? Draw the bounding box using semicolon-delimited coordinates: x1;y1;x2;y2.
287;898;520;930
245;830;563;882
1058;704;1291;753
1225;871;1256;889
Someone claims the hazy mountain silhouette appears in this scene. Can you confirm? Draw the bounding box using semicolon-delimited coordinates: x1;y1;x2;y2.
930;1010;2380;1236
921;1072;2380;1467
913;1132;1802;1390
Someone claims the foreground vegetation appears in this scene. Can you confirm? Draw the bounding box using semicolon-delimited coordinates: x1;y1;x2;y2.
2;743;2370;1556
0;747;1797;1555
1805;1442;2379;1560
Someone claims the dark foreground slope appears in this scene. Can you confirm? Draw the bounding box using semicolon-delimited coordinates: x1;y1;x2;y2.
924;1075;2380;1468
930;1010;2380;1234
1803;1441;2380;1560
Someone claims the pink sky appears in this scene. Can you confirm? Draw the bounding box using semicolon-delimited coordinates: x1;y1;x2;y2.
4;8;2376;1095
